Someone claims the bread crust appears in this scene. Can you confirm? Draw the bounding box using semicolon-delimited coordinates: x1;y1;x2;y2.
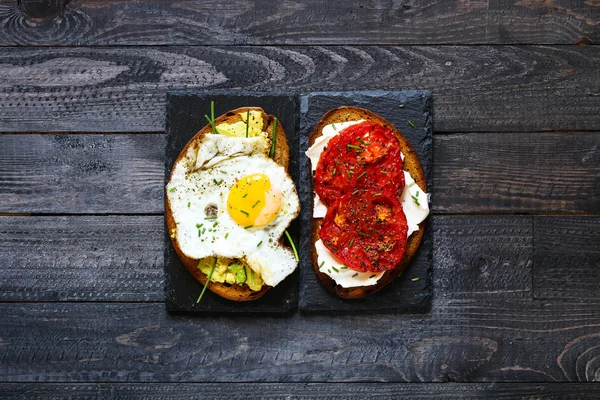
308;106;428;299
166;107;291;301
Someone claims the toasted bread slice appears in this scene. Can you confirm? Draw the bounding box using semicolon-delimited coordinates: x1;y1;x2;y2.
166;107;291;301
308;106;427;299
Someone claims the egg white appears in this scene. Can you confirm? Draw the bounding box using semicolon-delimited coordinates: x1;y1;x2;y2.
167;134;300;287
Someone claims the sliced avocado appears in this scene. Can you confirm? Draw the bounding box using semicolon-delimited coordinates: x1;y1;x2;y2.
215;110;263;137
244;264;264;291
228;262;246;284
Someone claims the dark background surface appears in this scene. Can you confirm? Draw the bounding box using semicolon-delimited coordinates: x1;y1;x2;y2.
0;0;599;398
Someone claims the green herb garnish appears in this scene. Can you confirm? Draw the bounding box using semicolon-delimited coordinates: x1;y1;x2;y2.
412;277;420;282
212;221;218;228
204;101;218;134
252;200;260;208
411;194;421;206
285;230;299;262
399;104;405;108
347;171;354;178
340;266;348;270
240;210;249;216
196;223;203;228
357;171;366;179
381;170;388;175
169;187;176;192
365;246;370;251
220;170;227;174
352;273;358;278
332;266;339;273
245;109;250;138
359;232;366;237
213;178;223;185
225;233;229;239
319;261;325;268
187;201;190;208
204;216;217;220
332;168;336;175
349;240;353;247
197;258;217;303
347;144;361;150
352;189;359;195
374;193;382;197
244;225;254;229
332;123;337;130
257;240;263;247
242;193;248;198
408;120;415;128
269;117;278;158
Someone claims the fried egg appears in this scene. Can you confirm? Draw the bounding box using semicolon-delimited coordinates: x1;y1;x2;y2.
167;132;300;287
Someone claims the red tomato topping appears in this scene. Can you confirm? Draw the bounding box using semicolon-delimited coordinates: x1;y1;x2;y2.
320;191;408;273
314;121;405;208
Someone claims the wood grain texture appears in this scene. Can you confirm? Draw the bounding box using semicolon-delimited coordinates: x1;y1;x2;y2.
0;134;165;214
0;46;599;132
1;299;600;382
0;215;527;302
0;216;164;301
1;0;599;46
534;216;600;301
2;133;599;214
2;383;600;399
434;132;600;213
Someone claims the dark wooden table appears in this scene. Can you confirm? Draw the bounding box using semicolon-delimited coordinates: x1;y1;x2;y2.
1;1;599;398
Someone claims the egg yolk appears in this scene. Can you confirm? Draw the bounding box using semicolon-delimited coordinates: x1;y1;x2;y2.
227;173;282;228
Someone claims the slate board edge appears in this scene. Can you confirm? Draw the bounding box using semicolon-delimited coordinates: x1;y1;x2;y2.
297;90;434;312
164;91;301;313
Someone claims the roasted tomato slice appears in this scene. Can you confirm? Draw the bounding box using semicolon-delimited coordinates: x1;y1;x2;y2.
314;121;405;208
319;190;408;273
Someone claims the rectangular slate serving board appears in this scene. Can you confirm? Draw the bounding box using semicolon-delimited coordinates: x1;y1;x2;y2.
298;91;433;312
165;91;300;313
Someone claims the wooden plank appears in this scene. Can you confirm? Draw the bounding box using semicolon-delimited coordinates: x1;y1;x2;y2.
0;216;163;301
0;134;165;214
0;46;599;133
2;383;600;399
3;133;599;214
0;215;530;302
0;298;599;382
4;0;599;46
533;216;600;301
434;132;600;213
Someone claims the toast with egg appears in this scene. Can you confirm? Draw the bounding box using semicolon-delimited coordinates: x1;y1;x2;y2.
166;107;293;301
308;107;428;299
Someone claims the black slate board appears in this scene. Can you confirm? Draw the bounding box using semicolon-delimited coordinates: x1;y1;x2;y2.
298;91;433;312
165;91;300;313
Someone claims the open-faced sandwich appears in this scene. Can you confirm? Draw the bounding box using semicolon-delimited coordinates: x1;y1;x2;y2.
305;107;430;299
166;104;300;302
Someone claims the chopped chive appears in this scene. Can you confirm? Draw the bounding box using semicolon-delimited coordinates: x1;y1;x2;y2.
225;232;229;239
399;104;405;108
332;168;336;175
411;194;421;206
285;230;299;262
374;193;382;197
212;221;218;228
352;189;359;195
319;261;325;268
408;120;415;128
328;269;332;273
335;160;342;165
204;115;217;134
202;228;206;234
242;193;248;198
332;123;337;130
369;274;376;279
240;210;249;216
381;170;388;175
346;171;354;178
204;216;217;220
332;266;339;273
169;187;176;192
347;144;362;150
245;109;250;138
352;273;358;278
213;178;223;185
220;170;227;174
197;258;217;303
198;230;201;237
412;277;420;282
349;240;354;247
359;232;366;237
269;117;278;158
416;191;420;197
244;225;254;229
187;201;191;208
252;200;260;208
257;240;263;247
365;246;370;251
196;223;203;228
357;171;366;179
340;266;348;269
